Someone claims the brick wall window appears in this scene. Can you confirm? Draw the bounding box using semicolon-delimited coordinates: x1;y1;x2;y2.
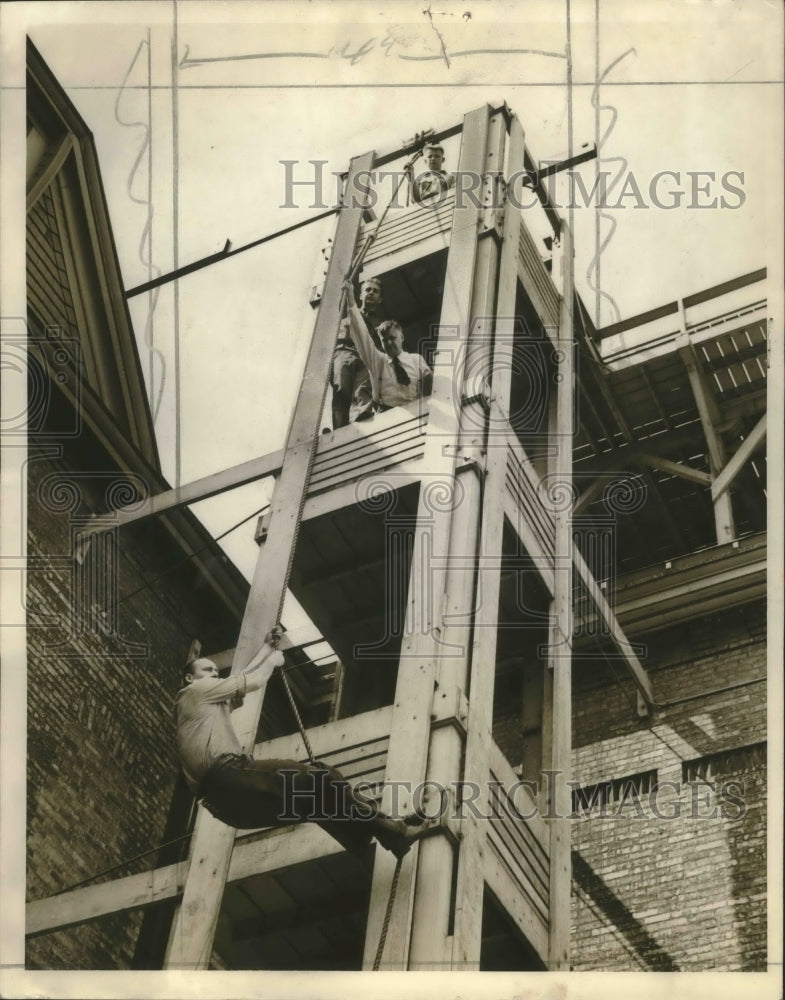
571;769;657;814
681;741;766;782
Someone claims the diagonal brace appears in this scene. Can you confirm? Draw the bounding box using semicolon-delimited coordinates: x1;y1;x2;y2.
711;413;767;501
572;544;654;712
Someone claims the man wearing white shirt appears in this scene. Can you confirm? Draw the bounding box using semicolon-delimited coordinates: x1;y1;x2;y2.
343;281;432;412
175;636;428;857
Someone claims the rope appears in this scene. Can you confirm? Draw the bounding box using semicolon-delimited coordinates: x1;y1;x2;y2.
372;854;404;971
270;626;317;766
346;149;423;286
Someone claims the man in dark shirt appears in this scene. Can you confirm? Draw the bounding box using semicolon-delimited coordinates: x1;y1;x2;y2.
331;276;386;428
175;638;427;857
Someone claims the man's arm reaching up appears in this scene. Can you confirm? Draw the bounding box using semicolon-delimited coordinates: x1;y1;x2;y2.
343;281;382;395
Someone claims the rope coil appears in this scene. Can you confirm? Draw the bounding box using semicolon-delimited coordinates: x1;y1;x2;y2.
372;854;404;971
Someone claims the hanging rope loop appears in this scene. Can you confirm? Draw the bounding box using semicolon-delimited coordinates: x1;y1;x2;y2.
343;144;425;293
372;854;404;970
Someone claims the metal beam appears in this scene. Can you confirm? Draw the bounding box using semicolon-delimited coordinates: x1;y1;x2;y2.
577;378;617;449
574;476;609;516
585;344;715;546
523;145;562;233
613;556;766;636
574;422;719;475
573;438;690;550
678;340;725;470
125;211;340;298
711;413;767;501
597;267;767;342
577;533;768;636
537;141;597;179
639;366;674;432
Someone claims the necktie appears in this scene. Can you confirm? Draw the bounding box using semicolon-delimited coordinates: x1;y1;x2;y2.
363;310;381;351
392;357;410;386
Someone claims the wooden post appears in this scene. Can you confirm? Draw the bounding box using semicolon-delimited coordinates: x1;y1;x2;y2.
361;106;493;971
407;461;482;970
163;151;374;970
408;113;507;966
544;222;574;971
448;113;525;969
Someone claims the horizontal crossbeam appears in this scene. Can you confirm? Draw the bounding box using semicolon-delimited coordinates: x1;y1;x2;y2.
26;825;339;939
75;448;284;558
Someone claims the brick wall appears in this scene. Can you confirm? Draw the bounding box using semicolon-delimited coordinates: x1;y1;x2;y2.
570;603;767;971
25;420;247;969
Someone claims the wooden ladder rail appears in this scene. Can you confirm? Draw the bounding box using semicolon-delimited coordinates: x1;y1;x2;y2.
163;150;375;971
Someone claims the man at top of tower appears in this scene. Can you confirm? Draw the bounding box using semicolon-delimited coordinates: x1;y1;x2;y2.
411;143;455;205
343;281;432;411
331;276;386;428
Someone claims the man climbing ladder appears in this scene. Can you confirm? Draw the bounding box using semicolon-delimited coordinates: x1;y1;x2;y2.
166;141;435;968
175;633;429;858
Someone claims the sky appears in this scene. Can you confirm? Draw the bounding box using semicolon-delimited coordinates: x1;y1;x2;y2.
3;0;783;637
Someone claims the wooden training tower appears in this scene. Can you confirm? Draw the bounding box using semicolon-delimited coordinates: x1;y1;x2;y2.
32;104;660;971
167;103;575;971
